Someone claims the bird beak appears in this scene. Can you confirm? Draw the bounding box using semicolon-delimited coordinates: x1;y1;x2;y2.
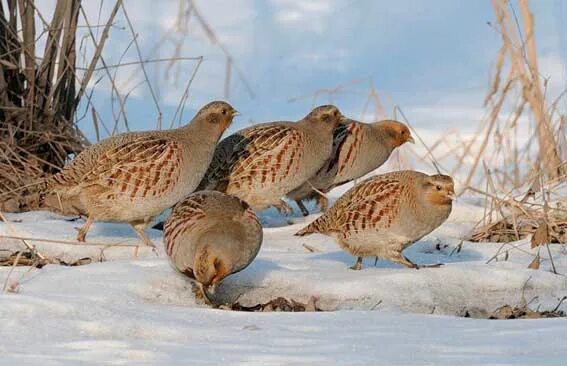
207;284;217;295
447;192;456;201
407;136;415;144
232;110;240;117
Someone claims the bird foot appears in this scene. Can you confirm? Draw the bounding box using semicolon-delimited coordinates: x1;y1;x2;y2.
75;230;86;242
349;257;363;271
274;200;293;215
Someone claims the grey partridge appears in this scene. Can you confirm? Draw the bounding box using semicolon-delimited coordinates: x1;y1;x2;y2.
47;101;238;246
288;119;414;216
296;171;454;270
198;105;345;213
163;191;262;302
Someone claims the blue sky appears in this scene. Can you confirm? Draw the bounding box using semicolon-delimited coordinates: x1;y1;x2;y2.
39;0;566;142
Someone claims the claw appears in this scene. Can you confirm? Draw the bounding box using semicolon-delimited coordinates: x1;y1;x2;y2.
349;256;363;271
274;200;293;216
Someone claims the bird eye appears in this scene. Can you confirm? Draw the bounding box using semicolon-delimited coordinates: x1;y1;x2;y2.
436;185;442;191
222;109;227;115
401;130;406;135
334;111;338;117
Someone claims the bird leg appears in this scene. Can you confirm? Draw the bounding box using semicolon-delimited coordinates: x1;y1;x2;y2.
390;253;419;269
350;256;363;271
374;257;379;266
131;222;156;248
76;215;94;242
273;200;293;215
295;200;310;217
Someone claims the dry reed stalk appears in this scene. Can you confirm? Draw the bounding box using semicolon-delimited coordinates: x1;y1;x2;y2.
0;234;146;248
0;210;47;261
2;250;22;292
0;0;121;211
1;0;206;214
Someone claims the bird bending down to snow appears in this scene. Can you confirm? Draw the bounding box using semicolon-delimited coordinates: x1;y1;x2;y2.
47;101;238;246
287;119;414;216
198;105;345;214
163;191;262;303
296;170;454;270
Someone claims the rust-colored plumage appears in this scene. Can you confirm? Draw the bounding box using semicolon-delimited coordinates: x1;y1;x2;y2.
198;105;345;213
164;191;262;301
47;101;238;245
288;119;414;216
296;171;454;270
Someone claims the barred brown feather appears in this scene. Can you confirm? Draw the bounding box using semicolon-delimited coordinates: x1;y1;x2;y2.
295;170;454;270
163;191;263;290
199;105;345;211
46;101;238;245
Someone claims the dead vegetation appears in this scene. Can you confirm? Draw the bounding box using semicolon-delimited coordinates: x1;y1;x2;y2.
460;296;567;319
458;0;567;251
219;296;323;312
0;248;92;268
0;0;211;213
0;0;117;212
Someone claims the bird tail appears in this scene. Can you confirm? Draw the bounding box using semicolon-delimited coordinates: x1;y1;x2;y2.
295;215;330;236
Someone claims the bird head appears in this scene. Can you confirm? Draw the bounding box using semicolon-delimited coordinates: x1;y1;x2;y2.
305;105;345;130
422;174;455;207
379;120;414;147
194;100;239;136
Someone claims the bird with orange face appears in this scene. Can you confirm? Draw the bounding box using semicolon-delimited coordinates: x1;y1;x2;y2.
47;101;238;246
287;119;414;216
198;105;345;214
296;170;455;270
164;191;262;303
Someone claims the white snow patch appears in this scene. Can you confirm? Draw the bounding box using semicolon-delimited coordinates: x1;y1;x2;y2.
2;198;567;364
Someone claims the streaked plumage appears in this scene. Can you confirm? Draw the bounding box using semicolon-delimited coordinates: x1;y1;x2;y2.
164;191;262;301
48;101;238;245
198;105;345;212
288;119;414;216
296;171;454;270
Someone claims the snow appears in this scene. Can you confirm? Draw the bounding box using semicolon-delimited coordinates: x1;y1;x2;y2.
2;196;567;365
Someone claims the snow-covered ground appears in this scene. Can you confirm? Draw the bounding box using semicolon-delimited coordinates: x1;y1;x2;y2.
2;195;567;365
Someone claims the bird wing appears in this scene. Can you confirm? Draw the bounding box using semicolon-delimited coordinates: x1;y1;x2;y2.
54;135;183;199
334;121;366;179
163;193;207;257
329;176;405;234
198;134;247;191
324;122;352;174
202;124;304;190
90;136;183;199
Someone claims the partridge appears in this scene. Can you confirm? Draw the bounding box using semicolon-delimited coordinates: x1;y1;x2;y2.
47;101;238;246
288;119;414;216
198;105;345;213
163;191;262;302
296;171;454;270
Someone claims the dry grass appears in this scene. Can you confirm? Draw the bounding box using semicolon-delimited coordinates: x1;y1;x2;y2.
219;296;323;312
0;0;208;213
0;0;121;211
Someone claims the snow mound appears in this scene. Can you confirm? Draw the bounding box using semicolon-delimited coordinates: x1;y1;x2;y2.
2;198;567;364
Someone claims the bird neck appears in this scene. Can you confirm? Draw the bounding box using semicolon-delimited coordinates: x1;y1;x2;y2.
298;119;334;145
179;119;222;144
